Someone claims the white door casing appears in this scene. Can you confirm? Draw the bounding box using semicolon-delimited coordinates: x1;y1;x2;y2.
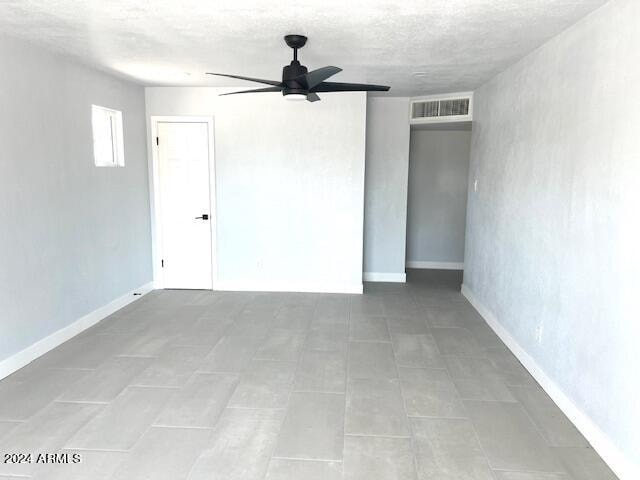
150;117;216;289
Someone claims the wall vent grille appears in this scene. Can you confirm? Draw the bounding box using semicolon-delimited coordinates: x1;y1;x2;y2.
410;93;473;124
412;100;440;118
412;98;469;119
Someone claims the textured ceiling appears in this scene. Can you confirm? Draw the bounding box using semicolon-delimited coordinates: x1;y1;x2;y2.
0;0;608;96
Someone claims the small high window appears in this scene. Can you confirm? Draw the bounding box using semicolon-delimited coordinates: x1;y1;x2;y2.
92;105;124;167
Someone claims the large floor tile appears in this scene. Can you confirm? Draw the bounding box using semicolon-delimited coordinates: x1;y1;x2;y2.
391;333;444;368
294;350;346;393
305;323;349;352
348;342;397;379
464;400;564;472
114;330;172;357
255;328;307;362
343;435;416;480
65;386;172;450
425;303;483;328
170;316;232;347
386;316;430;335
553;447;618;480
199;335;262;373
0;368;88;420
382;297;422;318
465;323;505;349
453;376;516;402
227;360;296;408
274;392;345;461
431;327;485;357
350;315;390;342
0;421;20;442
444;355;515;402
111;426;211;480
509;386;588;447
224;314;274;338
187;408;284;480
265;458;343;480
314;297;350;324
345;377;409;436
350;296;384;316
272;304;315;331
132;345;212;387
398;367;466;418
485;348;536;386
58;356;151;403
411;416;494;480
154;372;239;428
39;334;126;369
444;355;502;379
0;402;103;476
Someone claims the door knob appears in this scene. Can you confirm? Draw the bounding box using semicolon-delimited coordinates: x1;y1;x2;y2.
195;214;209;220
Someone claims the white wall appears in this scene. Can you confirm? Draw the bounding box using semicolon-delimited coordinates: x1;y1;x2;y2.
145;88;367;293
463;0;640;477
0;36;152;369
406;128;470;268
363;97;410;282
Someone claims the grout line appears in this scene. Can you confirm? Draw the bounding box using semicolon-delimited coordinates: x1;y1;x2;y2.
271;455;343;463
490;466;572;474
224;405;288;411
292;388;345;395
406;414;470;420
114;354;158;359
386;312;422;478
150;424;214;430
54;399;110;405
341;297;354;461
126;384;181;389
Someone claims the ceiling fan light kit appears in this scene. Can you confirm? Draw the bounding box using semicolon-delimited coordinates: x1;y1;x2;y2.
207;35;390;103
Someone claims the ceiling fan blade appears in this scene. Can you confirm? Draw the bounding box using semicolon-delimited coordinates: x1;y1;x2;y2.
306;92;321;102
296;66;342;89
206;72;282;86
311;81;390;92
220;86;283;96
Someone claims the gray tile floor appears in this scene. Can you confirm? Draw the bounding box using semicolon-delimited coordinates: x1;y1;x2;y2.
0;270;618;479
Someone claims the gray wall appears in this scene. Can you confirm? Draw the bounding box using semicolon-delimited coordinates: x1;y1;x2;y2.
363;97;410;278
464;0;639;475
406;129;470;265
0;36;152;364
145;88;367;293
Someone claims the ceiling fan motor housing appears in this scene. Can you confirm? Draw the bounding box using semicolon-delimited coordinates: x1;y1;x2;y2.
282;60;308;96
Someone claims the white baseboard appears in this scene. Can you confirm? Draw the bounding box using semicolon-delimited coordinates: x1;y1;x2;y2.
363;272;406;283
213;280;363;295
461;283;638;480
0;282;154;381
406;261;464;270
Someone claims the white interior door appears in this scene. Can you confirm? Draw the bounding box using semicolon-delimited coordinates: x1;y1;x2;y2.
157;121;213;289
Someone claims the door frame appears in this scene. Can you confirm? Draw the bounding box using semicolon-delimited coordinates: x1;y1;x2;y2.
148;116;217;289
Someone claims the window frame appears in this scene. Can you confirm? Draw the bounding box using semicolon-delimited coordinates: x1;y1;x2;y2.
91;104;125;167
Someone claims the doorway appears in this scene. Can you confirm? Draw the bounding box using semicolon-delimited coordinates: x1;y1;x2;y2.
405;125;471;271
150;117;216;289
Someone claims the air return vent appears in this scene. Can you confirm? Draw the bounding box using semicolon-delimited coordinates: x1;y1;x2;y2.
410;93;473;125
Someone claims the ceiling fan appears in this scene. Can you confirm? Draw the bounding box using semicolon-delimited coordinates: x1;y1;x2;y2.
206;35;390;102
